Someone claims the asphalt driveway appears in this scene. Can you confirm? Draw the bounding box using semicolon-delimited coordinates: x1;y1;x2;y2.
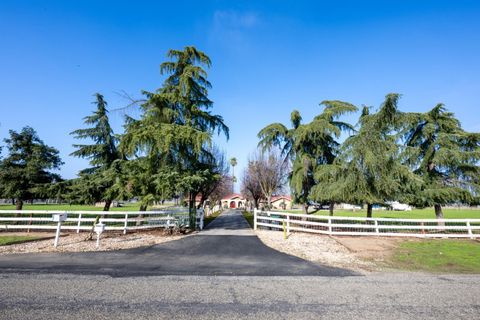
0;210;356;277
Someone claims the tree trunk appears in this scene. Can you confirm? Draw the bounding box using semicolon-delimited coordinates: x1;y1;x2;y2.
136;204;147;226
366;204;373;218
434;204;444;219
15;199;23;211
267;195;272;210
189;193;196;229
329;202;334;216
303;203;309;215
103;199;112;212
253;198;259;209
434;204;445;227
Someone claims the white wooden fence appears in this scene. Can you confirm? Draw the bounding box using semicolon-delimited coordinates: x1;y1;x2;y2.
254;209;480;238
0;209;204;234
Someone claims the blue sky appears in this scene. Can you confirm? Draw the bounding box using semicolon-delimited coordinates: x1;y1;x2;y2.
1;1;480;189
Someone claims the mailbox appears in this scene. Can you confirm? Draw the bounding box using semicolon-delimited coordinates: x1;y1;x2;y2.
52;213;68;222
94;223;105;234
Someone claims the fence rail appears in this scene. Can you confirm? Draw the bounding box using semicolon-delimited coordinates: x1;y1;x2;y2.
0;209;203;234
254;209;480;238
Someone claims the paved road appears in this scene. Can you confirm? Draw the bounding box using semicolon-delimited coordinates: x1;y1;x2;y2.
1;210;479;319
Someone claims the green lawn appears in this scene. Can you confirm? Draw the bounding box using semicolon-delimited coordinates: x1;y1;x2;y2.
242;211;254;228
390;239;480;273
0;203;147;212
282;208;480;219
0;235;44;246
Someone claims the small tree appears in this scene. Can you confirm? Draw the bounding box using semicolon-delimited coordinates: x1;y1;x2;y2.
70;93;121;211
229;157;237;191
0;127;63;210
250;150;288;209
241;160;263;209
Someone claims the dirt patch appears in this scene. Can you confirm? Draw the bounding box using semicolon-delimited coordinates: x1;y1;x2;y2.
255;230;416;272
0;230;189;255
332;236;407;262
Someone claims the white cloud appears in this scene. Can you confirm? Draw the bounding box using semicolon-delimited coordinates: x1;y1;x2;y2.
213;10;259;30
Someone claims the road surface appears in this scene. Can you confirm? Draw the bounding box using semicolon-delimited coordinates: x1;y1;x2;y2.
0;210;479;319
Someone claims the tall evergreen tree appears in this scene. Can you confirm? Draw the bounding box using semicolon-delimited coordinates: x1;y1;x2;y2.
258;101;356;214
404;104;480;219
312;94;419;217
0;127;63;210
121;46;229;226
70;93;121;211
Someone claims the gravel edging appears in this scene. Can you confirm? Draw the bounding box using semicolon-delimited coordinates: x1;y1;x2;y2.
0;230;188;255
255;230;374;272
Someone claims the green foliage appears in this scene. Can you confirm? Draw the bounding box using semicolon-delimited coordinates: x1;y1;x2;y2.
0;127;63;208
69;94;123;209
259;100;357;212
120;46;229;223
404;104;480;209
311;94;420;216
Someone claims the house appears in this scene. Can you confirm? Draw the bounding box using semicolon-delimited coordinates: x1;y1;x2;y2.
270;195;292;210
257;195;292;210
221;193;246;209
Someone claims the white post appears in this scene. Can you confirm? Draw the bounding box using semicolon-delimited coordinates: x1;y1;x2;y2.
54;221;61;248
123;213;128;235
286;214;290;235
467;221;473;239
196;208;204;230
328;217;332;235
76;212;82;233
374;220;380;235
96;232;101;248
254;208;258;230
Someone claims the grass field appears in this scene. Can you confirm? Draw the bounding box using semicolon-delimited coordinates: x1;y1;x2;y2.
390;239;480;273
282;208;480;219
0;203;149;212
0;235;44;246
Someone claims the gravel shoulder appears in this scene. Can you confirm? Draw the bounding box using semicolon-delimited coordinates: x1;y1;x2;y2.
255;230;376;272
0;230;188;255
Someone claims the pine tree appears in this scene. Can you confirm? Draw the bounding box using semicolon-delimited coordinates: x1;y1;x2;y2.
404;104;480;219
121;47;229;226
70;93;121;211
312;94;419;217
258;101;356;214
0;127;63;210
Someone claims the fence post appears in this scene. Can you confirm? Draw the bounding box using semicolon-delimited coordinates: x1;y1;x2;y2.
328;217;332;235
467;221;473;239
54;221;62;247
196;208;204;230
286;214;290;235
254;208;258;230
123;212;128;235
77;212;82;233
374;219;379;235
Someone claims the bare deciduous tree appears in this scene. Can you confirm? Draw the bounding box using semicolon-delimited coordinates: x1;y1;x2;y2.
249;150;289;209
241;162;263;209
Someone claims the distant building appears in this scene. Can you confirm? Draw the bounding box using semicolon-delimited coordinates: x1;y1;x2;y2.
270;195;292;210
221;193;246;209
